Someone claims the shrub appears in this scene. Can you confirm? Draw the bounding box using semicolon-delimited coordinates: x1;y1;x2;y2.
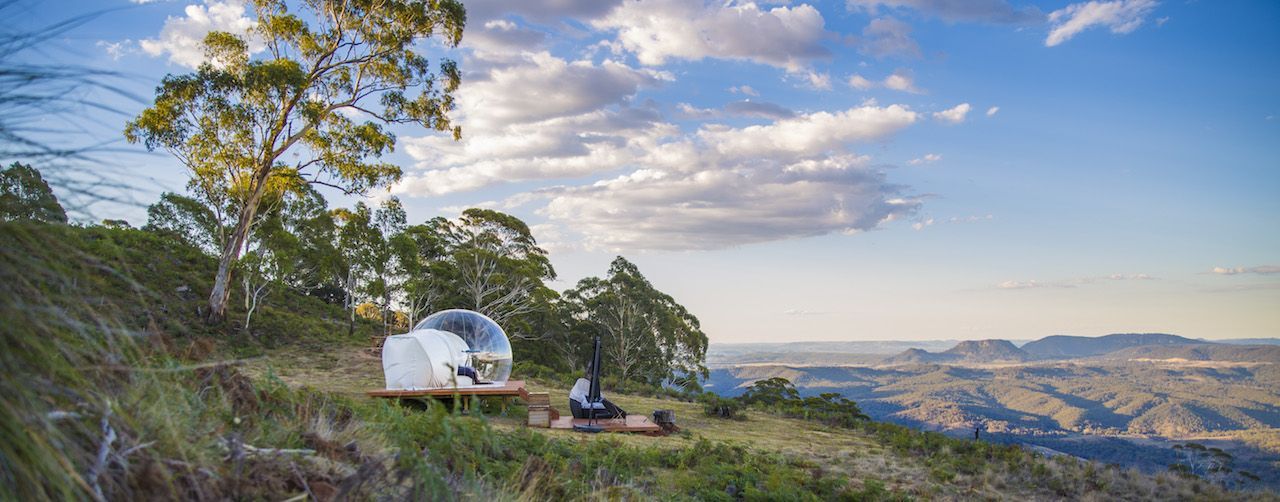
701;393;745;420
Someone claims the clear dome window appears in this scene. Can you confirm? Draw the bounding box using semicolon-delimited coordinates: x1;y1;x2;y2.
414;309;513;383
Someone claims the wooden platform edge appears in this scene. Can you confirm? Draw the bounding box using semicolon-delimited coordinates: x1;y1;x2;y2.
366;380;527;398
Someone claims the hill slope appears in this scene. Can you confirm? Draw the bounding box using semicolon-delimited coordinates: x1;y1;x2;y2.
883;339;1030;364
1022;333;1203;359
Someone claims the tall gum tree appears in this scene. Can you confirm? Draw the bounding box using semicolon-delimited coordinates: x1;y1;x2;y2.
125;0;465;323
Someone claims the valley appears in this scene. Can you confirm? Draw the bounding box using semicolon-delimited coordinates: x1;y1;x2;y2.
707;334;1280;486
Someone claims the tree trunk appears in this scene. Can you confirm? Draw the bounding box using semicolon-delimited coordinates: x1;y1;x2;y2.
206;165;272;324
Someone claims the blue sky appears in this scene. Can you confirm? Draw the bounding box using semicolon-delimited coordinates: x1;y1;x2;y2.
16;0;1280;342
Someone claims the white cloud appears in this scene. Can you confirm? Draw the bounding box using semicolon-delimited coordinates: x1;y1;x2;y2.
997;273;1155;289
805;71;832;90
882;69;921;93
677;103;719;119
684;100;797;120
730;85;760;96
908;153;941;165
997;280;1066;290
845;69;922;92
986;106;1000;117
848;74;875;90
1045;0;1158;47
783;309;829;316
933;103;971;124
401;101;923;250
523;104;922;250
464;0;625;25
536;155;921;250
139;0;261;68
859;17;920;59
696;104;918;160
912;213;991;230
450;51;670;130
594;0;832;72
394;51;673;195
724;100;796;119
464;20;547;56
1211;265;1280;276
96;39;138;61
847;0;1044;24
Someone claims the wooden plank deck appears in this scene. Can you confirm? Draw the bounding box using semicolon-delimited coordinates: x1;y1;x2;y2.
548;414;663;434
366;380;528;399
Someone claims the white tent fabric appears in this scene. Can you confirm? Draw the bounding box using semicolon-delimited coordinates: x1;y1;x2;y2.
381;329;474;390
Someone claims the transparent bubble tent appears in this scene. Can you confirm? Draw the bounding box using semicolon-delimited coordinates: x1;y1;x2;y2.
380;309;513;389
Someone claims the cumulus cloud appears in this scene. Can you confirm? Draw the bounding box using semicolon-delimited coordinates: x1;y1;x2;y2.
395;51;673;195
933;103;971;124
1210;265;1280;276
593;0;832;71
403;102;923;251
523;104;921;250
139;0;261;68
1045;0;1158;47
859;17;921;59
695;104;918;160
847;0;1044;24
908;153;941;165
730;85;761;96
986;106;1000;117
536;158;920;250
449;51;670;130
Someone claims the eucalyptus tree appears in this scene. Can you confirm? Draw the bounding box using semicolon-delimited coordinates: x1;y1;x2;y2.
391;222;453;329
367;198;407;335
562;257;708;385
124;0;465;323
238;185;332;330
0;162;67;223
143;192;224;254
439;209;557;329
333;202;377;336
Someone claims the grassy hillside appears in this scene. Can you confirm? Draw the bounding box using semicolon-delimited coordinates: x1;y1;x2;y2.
2;221;1276;500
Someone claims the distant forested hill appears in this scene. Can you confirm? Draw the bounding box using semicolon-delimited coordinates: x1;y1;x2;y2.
1020;333;1201;359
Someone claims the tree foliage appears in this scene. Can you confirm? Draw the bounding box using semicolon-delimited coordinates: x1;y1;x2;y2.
0;162;67;223
124;0;465;323
562;256;708;385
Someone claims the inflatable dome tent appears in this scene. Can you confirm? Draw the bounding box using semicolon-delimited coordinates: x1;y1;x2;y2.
380;309;513;390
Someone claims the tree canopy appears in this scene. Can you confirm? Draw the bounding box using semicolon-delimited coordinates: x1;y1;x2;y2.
0;162;67;223
125;0;465;323
563;256;708;385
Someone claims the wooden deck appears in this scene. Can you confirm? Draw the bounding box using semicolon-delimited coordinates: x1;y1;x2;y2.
366;380;528;399
549;414;663;434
